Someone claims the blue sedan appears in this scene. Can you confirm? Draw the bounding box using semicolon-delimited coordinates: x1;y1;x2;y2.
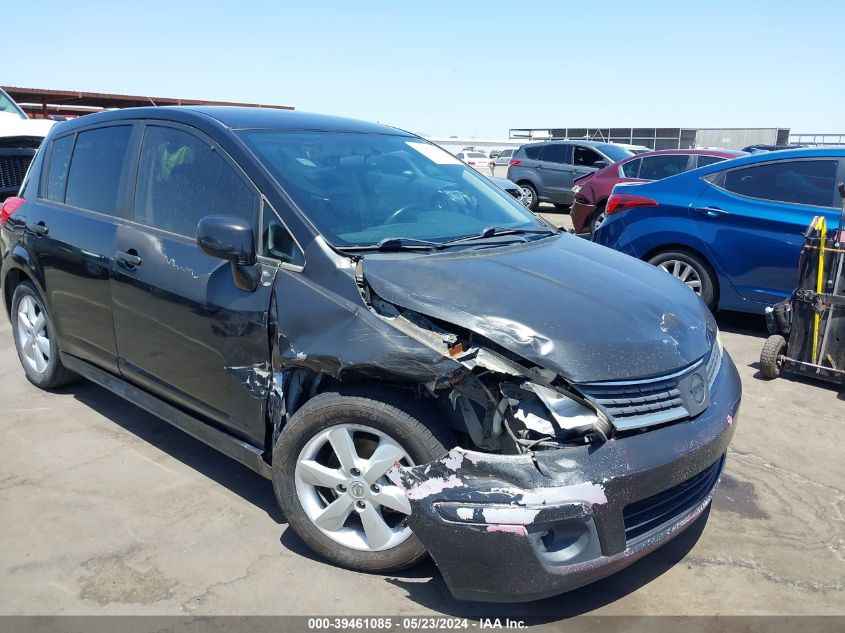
594;148;844;313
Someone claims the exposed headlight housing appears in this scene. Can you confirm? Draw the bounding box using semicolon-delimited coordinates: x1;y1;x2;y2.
506;382;612;446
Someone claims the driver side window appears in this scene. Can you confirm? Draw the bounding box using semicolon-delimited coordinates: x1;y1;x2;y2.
573;146;604;167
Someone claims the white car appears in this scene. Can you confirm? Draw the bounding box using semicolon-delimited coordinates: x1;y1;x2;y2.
493;148;516;166
0;88;54;200
455;151;492;175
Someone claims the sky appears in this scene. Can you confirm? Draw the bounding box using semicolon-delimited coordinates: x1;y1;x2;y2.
7;0;845;139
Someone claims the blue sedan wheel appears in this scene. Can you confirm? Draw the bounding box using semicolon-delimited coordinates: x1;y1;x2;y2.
648;250;717;310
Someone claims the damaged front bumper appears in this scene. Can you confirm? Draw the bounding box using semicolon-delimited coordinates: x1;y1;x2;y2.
389;353;741;602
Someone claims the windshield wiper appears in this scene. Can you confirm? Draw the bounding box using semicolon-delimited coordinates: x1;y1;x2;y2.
337;237;438;252
435;226;557;249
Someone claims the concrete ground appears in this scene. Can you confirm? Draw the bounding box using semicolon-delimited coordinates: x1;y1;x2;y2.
1;231;843;619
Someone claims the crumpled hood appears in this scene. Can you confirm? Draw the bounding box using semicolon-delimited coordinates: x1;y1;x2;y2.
362;234;715;383
0;112;54;140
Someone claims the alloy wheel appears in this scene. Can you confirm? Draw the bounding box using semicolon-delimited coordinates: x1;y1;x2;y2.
295;424;414;552
658;259;702;294
16;295;50;374
520;186;534;208
592;210;607;231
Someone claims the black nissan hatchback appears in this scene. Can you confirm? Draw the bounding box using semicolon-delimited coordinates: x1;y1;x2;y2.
0;107;741;602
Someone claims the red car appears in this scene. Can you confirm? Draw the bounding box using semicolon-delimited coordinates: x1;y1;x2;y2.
570;149;747;235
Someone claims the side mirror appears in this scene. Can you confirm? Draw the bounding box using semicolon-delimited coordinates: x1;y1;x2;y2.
197;215;259;291
592;160;608;170
198;215;256;264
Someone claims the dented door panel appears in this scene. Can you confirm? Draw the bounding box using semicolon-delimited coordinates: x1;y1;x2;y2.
111;224;277;445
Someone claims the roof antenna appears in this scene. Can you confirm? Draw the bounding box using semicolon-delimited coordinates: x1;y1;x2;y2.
148;96;157;106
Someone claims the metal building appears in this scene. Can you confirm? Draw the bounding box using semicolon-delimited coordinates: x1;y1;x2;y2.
508;127;790;151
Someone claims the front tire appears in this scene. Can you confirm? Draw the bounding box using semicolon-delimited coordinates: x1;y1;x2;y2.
11;281;79;389
648;250;717;310
272;388;451;572
760;335;786;379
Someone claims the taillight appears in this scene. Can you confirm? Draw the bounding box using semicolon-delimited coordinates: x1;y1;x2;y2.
509;159;522;167
606;193;658;215
0;196;25;225
467;160;476;165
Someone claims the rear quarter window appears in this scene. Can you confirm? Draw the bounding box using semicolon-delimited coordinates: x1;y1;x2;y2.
620;158;642;178
696;155;726;168
522;146;543;160
45;135;75;202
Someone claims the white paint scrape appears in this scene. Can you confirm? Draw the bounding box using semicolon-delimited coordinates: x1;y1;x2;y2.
456;507;475;520
518;481;608;507
406;474;463;500
440;448;465;471
481;506;542;525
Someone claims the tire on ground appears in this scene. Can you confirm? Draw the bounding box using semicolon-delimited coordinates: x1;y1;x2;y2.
760;334;786;380
10;281;79;389
272;387;452;573
648;249;718;310
519;182;539;211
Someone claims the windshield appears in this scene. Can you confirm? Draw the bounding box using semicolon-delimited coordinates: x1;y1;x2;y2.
0;90;27;119
599;144;635;162
239;131;544;247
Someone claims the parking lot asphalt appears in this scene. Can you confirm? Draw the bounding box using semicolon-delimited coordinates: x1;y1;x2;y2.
1;233;843;619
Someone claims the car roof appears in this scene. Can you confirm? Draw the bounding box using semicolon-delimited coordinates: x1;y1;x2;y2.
614;146;845;194
50;106;412;137
521;139;620;148
622;148;747;160
698;146;844;169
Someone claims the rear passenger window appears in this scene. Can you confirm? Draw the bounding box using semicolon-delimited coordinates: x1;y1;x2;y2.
45;135;74;202
64;126;132;215
638;154;690;180
696;155;726;168
540;144;569;164
722;160;837;207
134;126;257;238
522;146;542;160
620;158;642;178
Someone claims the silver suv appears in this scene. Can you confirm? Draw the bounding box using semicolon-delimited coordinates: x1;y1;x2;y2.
506;140;633;210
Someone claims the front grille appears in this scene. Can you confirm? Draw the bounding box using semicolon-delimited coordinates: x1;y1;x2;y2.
578;375;686;423
623;455;724;543
578;340;722;430
0;154;34;191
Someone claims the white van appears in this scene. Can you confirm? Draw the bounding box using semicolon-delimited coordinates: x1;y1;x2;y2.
0;89;54;200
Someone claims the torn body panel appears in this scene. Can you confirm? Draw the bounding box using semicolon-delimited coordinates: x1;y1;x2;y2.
386;356;740;602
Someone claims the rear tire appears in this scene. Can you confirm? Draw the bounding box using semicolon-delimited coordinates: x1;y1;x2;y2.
760;335;786;379
519;183;539;211
648;250;717;310
272;387;452;573
588;202;608;235
10;281;79;389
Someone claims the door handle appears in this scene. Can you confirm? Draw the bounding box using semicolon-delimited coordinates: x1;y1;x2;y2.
115;249;142;268
693;206;729;217
25;221;49;236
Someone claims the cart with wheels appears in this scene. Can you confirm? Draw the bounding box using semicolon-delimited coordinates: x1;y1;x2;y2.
761;185;845;386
